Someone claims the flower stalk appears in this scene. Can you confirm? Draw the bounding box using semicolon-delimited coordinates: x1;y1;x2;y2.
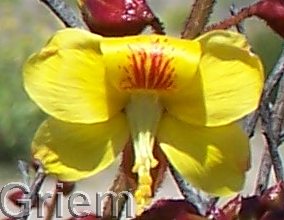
181;0;216;39
39;0;85;28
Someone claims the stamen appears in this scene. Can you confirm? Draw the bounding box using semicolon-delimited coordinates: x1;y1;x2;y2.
125;93;162;213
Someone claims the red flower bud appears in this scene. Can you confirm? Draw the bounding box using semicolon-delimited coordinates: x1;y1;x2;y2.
251;0;284;37
78;0;164;36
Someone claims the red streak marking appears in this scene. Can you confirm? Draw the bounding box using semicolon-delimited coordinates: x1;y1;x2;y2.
139;51;147;88
154;59;170;88
131;54;142;87
122;44;175;90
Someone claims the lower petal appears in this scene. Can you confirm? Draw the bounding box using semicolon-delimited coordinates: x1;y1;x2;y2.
32;113;129;181
157;113;250;196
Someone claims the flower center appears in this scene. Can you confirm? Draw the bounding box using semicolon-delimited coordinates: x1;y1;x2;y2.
125;92;162;211
121;43;176;90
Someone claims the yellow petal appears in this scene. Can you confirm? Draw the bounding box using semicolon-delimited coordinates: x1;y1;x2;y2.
24;28;127;123
100;35;201;91
157;113;250;196
32;113;129;181
163;30;264;126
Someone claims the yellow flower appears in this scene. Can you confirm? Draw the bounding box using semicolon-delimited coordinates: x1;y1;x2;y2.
23;28;263;211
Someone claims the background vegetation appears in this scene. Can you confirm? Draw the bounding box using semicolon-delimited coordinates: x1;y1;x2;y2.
0;0;282;175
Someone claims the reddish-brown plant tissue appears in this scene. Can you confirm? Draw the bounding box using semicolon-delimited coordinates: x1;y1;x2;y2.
57;181;76;196
133;199;203;220
8;189;26;207
251;0;284;37
211;182;284;220
78;0;157;36
8;189;39;208
68;212;100;220
132;182;284;220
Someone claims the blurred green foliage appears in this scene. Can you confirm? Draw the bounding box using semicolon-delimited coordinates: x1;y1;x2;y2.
0;0;282;168
0;0;59;164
